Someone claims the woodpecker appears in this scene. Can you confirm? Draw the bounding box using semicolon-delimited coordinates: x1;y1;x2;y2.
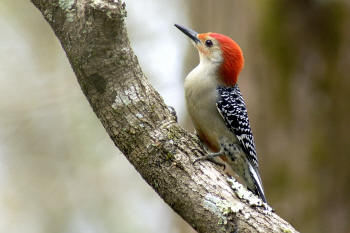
175;24;267;203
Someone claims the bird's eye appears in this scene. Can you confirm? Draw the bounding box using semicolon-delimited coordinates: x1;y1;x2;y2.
205;40;213;47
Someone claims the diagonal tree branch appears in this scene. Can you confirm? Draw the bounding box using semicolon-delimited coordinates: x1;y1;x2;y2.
30;0;298;232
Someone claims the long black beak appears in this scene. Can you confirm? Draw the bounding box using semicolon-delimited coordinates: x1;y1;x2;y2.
175;24;200;44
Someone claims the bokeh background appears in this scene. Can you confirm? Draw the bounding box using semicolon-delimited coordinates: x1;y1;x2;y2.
1;0;350;232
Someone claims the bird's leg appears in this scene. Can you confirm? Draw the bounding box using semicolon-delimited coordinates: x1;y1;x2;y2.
192;149;226;169
193;151;222;163
167;105;177;122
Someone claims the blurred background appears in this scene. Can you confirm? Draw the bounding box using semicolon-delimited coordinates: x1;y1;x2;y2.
1;0;350;232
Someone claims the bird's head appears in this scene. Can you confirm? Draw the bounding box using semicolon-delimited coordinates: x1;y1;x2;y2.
175;24;244;86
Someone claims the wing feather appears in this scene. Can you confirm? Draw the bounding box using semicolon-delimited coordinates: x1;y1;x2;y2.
216;85;259;168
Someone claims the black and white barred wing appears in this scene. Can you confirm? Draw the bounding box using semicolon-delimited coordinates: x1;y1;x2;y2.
216;85;259;168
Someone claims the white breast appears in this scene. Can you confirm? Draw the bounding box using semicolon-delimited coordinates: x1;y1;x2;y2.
184;61;234;148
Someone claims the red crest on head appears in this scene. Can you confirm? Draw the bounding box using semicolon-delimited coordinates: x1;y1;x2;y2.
209;33;244;86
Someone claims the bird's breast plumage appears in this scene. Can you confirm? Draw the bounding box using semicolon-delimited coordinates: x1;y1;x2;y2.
184;63;237;152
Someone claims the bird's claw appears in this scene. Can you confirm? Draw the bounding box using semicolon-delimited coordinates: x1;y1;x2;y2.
192;150;226;169
167;105;177;122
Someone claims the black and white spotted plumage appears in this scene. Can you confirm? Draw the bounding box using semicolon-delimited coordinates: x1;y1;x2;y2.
216;85;258;167
216;84;266;202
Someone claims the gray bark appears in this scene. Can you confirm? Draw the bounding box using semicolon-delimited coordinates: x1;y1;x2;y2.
30;0;298;232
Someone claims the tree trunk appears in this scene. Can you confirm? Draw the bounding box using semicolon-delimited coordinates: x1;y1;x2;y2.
30;0;298;232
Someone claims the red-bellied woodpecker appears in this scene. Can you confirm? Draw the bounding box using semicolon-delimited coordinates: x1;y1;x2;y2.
175;24;267;203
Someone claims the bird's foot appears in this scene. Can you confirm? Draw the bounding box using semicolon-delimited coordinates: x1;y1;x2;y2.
167;105;177;122
192;150;226;169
